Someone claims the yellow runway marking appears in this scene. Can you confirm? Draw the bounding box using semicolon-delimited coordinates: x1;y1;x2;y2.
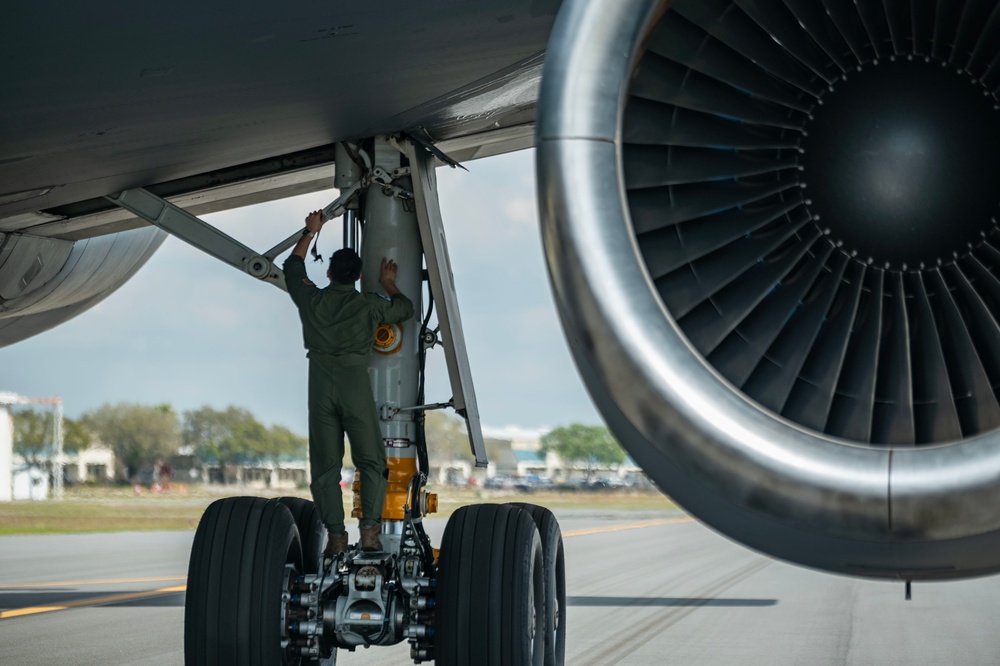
562;516;692;538
0;584;187;620
0;575;186;589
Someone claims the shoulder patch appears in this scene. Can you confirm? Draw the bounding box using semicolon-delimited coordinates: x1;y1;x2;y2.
302;278;315;286
367;292;392;302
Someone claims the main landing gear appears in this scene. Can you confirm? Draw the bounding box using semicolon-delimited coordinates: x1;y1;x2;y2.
184;497;565;665
108;134;567;664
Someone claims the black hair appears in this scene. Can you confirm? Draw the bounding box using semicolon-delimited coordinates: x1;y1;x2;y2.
329;248;362;285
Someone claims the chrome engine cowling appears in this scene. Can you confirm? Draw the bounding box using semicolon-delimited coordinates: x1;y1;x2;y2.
0;226;166;347
538;0;1000;579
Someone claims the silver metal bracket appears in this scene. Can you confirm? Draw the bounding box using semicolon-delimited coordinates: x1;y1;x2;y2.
421;326;441;350
382;399;454;421
266;170;376;261
406;140;488;467
105;188;289;291
366;166;414;204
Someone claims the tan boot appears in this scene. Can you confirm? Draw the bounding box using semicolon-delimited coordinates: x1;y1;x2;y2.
324;532;349;560
359;524;383;552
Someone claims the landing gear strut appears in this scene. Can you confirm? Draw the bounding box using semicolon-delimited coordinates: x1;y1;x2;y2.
125;135;567;664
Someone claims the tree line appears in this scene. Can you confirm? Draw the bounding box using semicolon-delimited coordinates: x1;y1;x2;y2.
11;403;307;482
540;423;626;479
12;403;625;483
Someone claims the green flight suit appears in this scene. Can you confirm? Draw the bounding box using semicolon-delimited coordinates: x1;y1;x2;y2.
284;254;414;533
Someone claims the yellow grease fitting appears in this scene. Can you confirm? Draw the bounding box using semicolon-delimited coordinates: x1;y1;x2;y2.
372;323;403;355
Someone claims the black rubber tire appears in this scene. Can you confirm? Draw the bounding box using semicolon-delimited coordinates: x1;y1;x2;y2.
508;503;566;666
436;504;545;666
185;496;303;666
277;496;327;574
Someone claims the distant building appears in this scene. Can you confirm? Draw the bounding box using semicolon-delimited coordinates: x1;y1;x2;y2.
478;424;646;485
11;444;116;487
512;449;549;477
432;460;473;486
420;423;651;488
0;406;12;502
12;464;47;500
64;444;115;483
200;458;309;489
240;460;309;490
480;425;549;480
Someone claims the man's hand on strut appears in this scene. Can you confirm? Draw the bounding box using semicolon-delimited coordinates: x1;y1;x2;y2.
292;210;325;259
380;257;402;297
305;210;325;233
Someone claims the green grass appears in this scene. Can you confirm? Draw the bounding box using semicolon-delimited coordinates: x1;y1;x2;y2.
437;488;677;514
0;487;216;535
0;485;676;535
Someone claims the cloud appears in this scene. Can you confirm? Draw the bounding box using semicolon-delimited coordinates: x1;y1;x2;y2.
503;196;538;227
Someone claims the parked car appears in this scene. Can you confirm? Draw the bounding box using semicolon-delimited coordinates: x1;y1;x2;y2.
483;475;513;489
516;475;553;491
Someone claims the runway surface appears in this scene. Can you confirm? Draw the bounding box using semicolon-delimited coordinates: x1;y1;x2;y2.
2;506;1000;665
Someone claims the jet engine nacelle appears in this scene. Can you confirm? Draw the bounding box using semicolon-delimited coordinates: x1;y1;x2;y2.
538;0;1000;579
0;227;166;347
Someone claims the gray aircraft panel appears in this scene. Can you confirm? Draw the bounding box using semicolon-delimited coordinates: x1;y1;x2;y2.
0;2;558;223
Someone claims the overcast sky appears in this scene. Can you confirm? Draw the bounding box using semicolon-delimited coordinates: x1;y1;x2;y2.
1;150;601;437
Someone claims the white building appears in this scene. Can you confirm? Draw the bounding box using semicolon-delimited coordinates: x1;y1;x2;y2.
480;424;644;484
0;405;12;502
12;464;48;500
202;459;310;489
64;445;116;483
0;392;64;500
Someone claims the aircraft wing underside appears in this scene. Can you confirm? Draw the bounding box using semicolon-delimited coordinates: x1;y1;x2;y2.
12;0;1000;594
0;0;559;346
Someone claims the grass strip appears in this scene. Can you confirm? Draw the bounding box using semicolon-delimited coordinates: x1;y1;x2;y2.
0;487;676;535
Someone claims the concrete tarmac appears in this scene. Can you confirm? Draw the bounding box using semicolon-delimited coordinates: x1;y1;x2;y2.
1;508;999;665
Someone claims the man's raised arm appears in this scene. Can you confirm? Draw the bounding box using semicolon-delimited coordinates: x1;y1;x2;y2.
291;210;324;259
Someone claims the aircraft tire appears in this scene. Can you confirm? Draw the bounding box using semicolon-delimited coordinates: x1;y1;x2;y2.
435;504;546;665
277;496;327;574
508;503;566;666
184;496;303;666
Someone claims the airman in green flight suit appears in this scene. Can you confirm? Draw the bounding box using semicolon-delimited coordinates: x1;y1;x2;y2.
284;210;414;556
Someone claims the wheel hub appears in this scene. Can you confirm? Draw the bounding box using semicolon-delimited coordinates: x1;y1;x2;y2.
801;57;1000;269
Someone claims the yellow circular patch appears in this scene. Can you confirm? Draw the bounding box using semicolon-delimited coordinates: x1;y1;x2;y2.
373;323;403;355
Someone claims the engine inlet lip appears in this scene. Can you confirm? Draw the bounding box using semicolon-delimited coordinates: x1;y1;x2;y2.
537;0;1000;561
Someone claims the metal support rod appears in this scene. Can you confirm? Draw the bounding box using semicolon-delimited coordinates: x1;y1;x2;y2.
361;137;424;545
263;180;365;260
105;188;288;291
405;141;488;467
264;230;305;262
396;401;454;413
363;139;422;430
343;209;358;251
